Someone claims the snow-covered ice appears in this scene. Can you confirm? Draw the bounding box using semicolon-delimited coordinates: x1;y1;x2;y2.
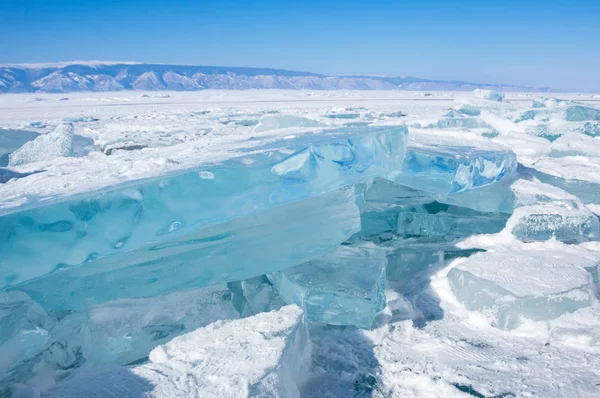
8;124;74;167
47;305;310;398
448;244;598;329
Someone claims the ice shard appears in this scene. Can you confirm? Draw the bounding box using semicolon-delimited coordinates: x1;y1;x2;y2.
447;247;598;329
389;132;518;195
528;156;600;204
0;168;41;184
8;124;74;166
228;275;285;318
508;203;600;243
0;291;54;376
268;242;387;329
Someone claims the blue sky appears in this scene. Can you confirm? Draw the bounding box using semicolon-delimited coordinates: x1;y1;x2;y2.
1;0;599;91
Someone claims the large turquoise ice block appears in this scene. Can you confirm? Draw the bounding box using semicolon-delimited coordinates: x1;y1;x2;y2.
356;178;509;242
389;133;518;195
0;125;407;291
268;242;387;329
12;186;361;310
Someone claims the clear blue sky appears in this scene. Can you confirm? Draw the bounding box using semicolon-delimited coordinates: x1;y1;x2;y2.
1;0;599;91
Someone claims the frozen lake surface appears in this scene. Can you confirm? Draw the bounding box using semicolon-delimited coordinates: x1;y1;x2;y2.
1;90;600;397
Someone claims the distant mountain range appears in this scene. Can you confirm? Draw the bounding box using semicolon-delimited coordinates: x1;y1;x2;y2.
0;61;555;93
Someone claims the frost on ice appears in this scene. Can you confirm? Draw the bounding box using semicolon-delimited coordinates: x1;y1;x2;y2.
8;123;74;166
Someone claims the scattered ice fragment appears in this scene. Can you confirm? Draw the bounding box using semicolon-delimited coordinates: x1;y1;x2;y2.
252;114;324;133
8;124;74;166
228;275;285;318
454;96;514;116
268;242;387;329
515;101;600;123
61;116;99;123
379;111;406;118
529;156;600;204
447;246;598;329
549;133;600;158
103;142;148;155
472;89;504;102
532;96;565;108
324;113;360;119
396;207;507;239
507;203;600;243
390;130;517;195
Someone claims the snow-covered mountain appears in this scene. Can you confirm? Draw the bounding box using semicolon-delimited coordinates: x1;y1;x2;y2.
0;61;555;93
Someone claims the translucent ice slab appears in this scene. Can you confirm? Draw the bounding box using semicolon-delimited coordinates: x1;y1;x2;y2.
10;186;361;310
524;121;600;141
550;133;600;158
356;178;509;242
384;240;484;293
529;156;600;204
47;306;311;398
268;242;387;329
228;275;285;318
86;285;240;366
396;208;507;239
0;125;407;291
515;102;600;123
0;292;54;376
508;203;600;243
389;131;518;195
448;247;598;329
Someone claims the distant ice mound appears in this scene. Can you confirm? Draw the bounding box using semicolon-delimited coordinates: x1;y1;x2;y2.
8;124;74;166
472;89;504;102
252;114;325;133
